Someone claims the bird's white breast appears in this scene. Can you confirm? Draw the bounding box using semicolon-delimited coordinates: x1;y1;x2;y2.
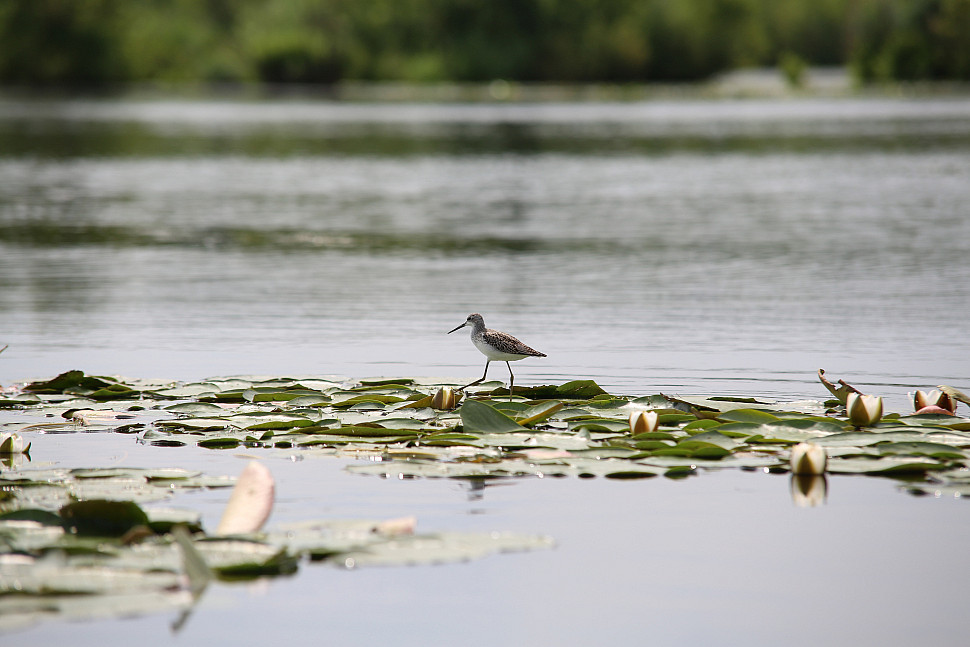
472;334;528;361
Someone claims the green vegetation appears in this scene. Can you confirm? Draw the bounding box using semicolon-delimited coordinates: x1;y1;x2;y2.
4;370;970;494
0;0;968;87
2;369;969;626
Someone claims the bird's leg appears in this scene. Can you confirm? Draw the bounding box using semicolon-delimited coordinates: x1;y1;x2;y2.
506;361;515;401
458;360;490;392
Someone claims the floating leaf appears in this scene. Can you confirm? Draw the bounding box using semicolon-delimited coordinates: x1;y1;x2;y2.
163;402;226;416
717;409;780;424
460;400;527;434
60;500;151;537
515;401;564;427
826;457;946;475
23;370;112;394
876;442;965;460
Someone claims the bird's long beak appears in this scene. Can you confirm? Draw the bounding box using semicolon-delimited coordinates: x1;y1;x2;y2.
447;322;467;334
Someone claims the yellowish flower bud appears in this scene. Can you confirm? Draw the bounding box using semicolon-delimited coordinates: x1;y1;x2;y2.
846;392;883;427
789;442;827;475
0;432;28;455
629;410;659;435
431;386;458;410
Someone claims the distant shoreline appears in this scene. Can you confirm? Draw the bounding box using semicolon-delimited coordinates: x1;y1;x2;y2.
2;68;970;103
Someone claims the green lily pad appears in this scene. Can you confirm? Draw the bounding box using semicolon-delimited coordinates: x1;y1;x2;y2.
826;457;947;475
876;442;965;460
60;500;151;537
717;409;780;424
515;401;564;427
163;402;226;416
460;400;528;434
23;370;112;394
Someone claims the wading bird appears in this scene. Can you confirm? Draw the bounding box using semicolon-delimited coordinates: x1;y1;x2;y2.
447;313;546;397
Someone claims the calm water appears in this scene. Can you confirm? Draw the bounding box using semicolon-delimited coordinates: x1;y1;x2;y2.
1;95;969;644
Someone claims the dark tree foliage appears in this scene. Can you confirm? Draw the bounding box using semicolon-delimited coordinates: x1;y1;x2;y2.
0;0;966;86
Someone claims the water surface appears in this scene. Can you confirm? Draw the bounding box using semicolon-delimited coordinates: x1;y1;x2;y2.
1;95;969;644
2;96;968;409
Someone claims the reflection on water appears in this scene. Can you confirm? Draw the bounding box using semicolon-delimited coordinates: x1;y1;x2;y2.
1;97;969;412
790;474;829;507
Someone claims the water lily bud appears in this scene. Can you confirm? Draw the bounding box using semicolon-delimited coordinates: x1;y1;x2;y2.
431;386;458;410
0;432;28;455
913;389;955;415
789;442;827;475
629;410;659;435
846;392;883;427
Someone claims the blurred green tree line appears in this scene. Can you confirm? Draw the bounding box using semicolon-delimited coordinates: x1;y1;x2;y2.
1;0;967;86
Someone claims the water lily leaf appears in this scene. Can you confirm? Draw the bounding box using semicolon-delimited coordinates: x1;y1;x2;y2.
631;439;675;450
814;430;928;447
683;419;721;432
876;442;965;460
347;461;515;479
156;417;231;431
630;395;676;409
145;508;203;533
514;401;564;427
60;500;151;537
717;409;780;424
365;417;431;430
649;444;731;459
419;433;484;447
460;400;527;434
554;447;629;460
163;402;226;416
0;561;183;596
327;425;420;438
23;370;112;394
155;383;221;398
505;381;609;400
358;378;415;387
241;414;315;431
335;531;554;568
904;482;970;498
194;539;297;577
568;418;628;433
0;393;42;407
657;413;697;426
331;394;406;409
767;417;848;433
631;431;678;441
890;414;970;430
87;385;140;401
284;395;330;407
0;509;63;525
665;395;772;413
744;423;831;443
680;431;742;450
197;437;242;449
475;432;590;451
200;389;248;403
826;457;947;475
